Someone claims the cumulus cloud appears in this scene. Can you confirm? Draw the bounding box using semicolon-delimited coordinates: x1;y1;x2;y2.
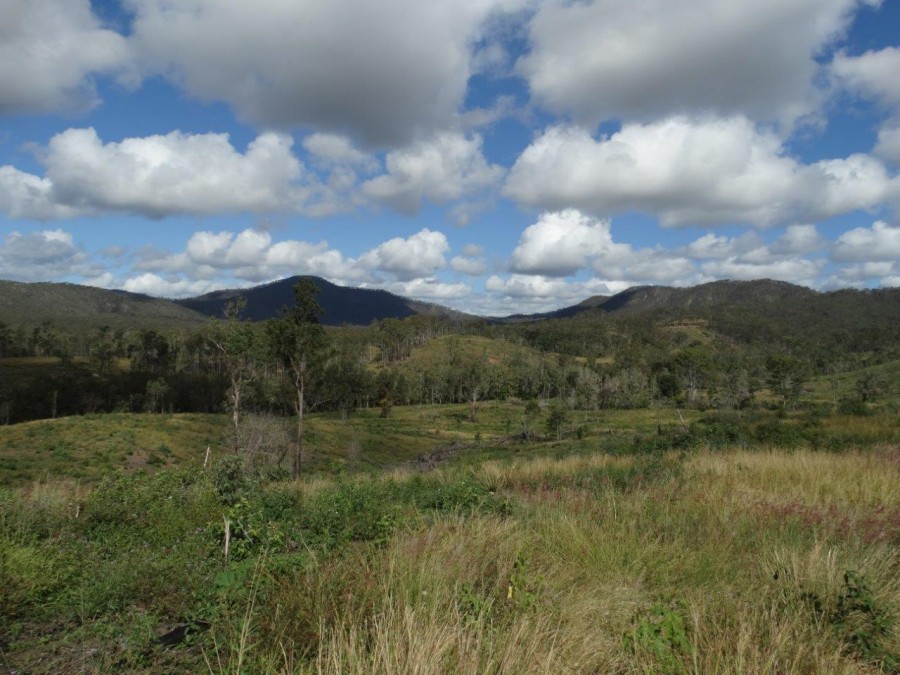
699;257;824;286
302;133;377;171
44;128;307;217
509;210;627;276
504;117;893;227
0;0;130;115
122;273;225;298
451;255;488;276
518;0;870;127
832;221;900;262
0;167;80;220
382;278;471;300
0;229;99;281
0;129;319;219
125;227;462;298
357;229;450;281
831;47;900;109
1;128;509;221
127;0;525;146
171;230;367;285
481;274;628;315
874;124;900;163
362;132;503;214
770;224;825;255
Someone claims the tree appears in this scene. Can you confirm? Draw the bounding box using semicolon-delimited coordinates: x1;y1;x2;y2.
90;325;116;376
855;371;888;403
765;355;807;409
545;402;568;441
208;297;260;433
266;279;327;479
145;377;170;413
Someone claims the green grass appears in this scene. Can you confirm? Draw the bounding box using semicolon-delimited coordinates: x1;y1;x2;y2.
0;413;228;486
2;443;897;673
805;359;900;407
0;397;898;672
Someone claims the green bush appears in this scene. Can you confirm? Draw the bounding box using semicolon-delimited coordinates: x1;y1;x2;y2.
301;481;400;549
753;420;806;448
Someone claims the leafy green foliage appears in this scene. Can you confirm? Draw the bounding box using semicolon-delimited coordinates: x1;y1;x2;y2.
623;602;693;673
833;571;898;670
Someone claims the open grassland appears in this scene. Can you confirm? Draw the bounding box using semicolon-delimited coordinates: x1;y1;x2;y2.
2;397;898;487
0;403;705;486
2;440;898;673
0;413;228;486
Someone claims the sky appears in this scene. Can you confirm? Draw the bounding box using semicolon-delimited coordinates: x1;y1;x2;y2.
1;0;899;316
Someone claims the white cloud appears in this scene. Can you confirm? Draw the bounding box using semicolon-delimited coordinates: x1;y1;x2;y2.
874;124;900;163
0;129;323;219
0;0;130;115
122;273;224;298
43;128;307;217
185;231;234;266
509;210;627;276
450;255;488;276
686;232;762;260
832;261;897;284
770;224;824;255
832;47;900;109
699;257;824;286
504;117;893;227
0;167;81;220
591;248;699;285
679;226;826;285
832;221;900;261
486;273;583;298
362;132;503;213
127;0;525;146
382;278;471;300
0;228;99;281
302;133;377;171
461;244;484;258
482;274;625;315
358;229;450;281
518;0;869;127
130;227;458;294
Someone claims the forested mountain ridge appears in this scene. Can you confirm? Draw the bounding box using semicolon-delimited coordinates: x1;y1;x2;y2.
0;279;209;329
512;279;855;320
1;276;897;335
176;275;474;325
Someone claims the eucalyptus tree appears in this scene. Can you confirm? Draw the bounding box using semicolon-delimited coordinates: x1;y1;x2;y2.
208;297;262;433
266;279;328;479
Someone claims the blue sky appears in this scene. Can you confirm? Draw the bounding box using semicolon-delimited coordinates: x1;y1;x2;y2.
1;0;899;315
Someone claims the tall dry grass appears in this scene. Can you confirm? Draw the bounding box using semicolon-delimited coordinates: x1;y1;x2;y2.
205;446;899;673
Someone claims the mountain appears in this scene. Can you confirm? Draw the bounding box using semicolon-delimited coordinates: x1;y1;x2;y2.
176;276;474;325
501;279;830;321
0;280;209;329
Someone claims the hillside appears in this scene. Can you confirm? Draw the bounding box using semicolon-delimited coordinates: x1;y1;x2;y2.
176;275;473;325
0;280;209;329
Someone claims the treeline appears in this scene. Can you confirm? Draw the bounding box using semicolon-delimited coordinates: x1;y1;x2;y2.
0;285;896;427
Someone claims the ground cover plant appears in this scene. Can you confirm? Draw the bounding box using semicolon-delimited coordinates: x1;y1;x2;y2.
1;403;898;673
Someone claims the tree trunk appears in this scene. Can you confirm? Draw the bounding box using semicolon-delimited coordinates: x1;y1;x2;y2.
231;374;241;432
293;366;305;480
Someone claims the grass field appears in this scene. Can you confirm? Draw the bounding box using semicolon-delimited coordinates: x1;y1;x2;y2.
1;375;898;673
2;441;898;673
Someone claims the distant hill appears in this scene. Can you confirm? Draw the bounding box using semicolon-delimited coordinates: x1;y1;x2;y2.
0;280;209;329
502;279;893;321
2;277;897;340
499;279;900;357
176;276;474;325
